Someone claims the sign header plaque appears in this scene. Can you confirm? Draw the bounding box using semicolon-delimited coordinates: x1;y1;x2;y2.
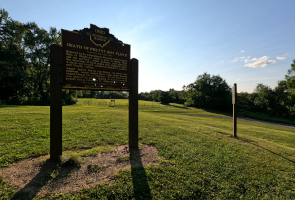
232;84;236;104
61;24;130;91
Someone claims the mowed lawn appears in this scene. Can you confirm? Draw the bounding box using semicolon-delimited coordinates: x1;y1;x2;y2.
1;99;295;199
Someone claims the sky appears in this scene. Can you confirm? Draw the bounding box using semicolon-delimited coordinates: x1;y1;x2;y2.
2;0;295;93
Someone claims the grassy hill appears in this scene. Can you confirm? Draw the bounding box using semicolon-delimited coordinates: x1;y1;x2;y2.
1;99;295;199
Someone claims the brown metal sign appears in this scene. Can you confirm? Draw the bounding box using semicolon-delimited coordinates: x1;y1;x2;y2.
61;24;130;91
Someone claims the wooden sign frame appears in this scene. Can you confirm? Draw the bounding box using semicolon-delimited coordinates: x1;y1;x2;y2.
49;25;138;162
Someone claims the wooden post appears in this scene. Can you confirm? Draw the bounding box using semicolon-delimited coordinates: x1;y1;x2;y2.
50;44;63;162
233;83;237;138
129;58;138;148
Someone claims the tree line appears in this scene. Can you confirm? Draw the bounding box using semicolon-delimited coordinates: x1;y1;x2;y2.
77;90;128;99
140;59;295;120
138;89;183;105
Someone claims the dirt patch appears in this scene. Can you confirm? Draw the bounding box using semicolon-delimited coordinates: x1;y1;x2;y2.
0;144;161;198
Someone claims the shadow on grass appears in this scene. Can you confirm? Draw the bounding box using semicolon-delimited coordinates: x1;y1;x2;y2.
168;104;188;109
0;105;23;108
244;139;295;164
227;135;295;164
217;131;295;164
202;108;232;117
129;148;152;199
11;159;79;200
200;108;295;127
238;110;295;126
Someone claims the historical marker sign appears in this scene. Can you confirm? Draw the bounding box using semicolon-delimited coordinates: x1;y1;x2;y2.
50;24;138;162
61;24;130;91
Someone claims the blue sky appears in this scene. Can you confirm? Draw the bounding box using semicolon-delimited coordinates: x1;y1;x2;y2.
2;0;295;93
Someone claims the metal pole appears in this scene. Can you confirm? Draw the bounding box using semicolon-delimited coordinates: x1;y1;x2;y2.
50;44;63;162
129;58;139;148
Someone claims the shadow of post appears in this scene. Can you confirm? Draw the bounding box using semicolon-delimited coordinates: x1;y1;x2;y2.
11;159;58;200
241;139;295;164
11;159;80;200
129;148;152;199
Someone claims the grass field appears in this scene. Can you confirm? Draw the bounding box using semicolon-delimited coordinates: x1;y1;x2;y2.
1;99;295;199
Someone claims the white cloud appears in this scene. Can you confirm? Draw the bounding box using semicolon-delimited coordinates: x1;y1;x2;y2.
241;50;244;52
276;56;286;60
244;56;276;68
232;56;250;62
244;58;251;63
232;58;238;62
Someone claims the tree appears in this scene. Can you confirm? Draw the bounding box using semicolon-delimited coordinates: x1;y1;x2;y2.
151;90;162;102
182;72;232;110
77;90;91;98
62;90;78;105
159;91;172;105
253;84;275;112
0;8;61;105
285;59;295;94
0;8;29;104
168;88;182;103
271;82;288;117
138;92;152;101
24;23;61;104
283;60;295;118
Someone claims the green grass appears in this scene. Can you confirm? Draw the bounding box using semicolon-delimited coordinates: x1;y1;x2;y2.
238;110;295;126
76;98;224;115
87;164;109;172
1;99;295;199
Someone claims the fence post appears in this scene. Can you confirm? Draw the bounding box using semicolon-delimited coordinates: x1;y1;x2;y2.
129;58;139;148
50;44;63;162
233;83;237;138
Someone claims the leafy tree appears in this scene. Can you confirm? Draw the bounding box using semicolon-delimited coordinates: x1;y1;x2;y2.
285;59;295;94
0;8;61;105
62;90;78;105
182;72;231;110
138;89;183;103
283;60;295;118
94;91;128;99
168;88;182;103
181;83;197;106
77;90;91;98
159;91;172;105
0;8;29;104
151;90;162;102
138;92;152;101
272;80;289;117
253;84;276;113
24;23;60;104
